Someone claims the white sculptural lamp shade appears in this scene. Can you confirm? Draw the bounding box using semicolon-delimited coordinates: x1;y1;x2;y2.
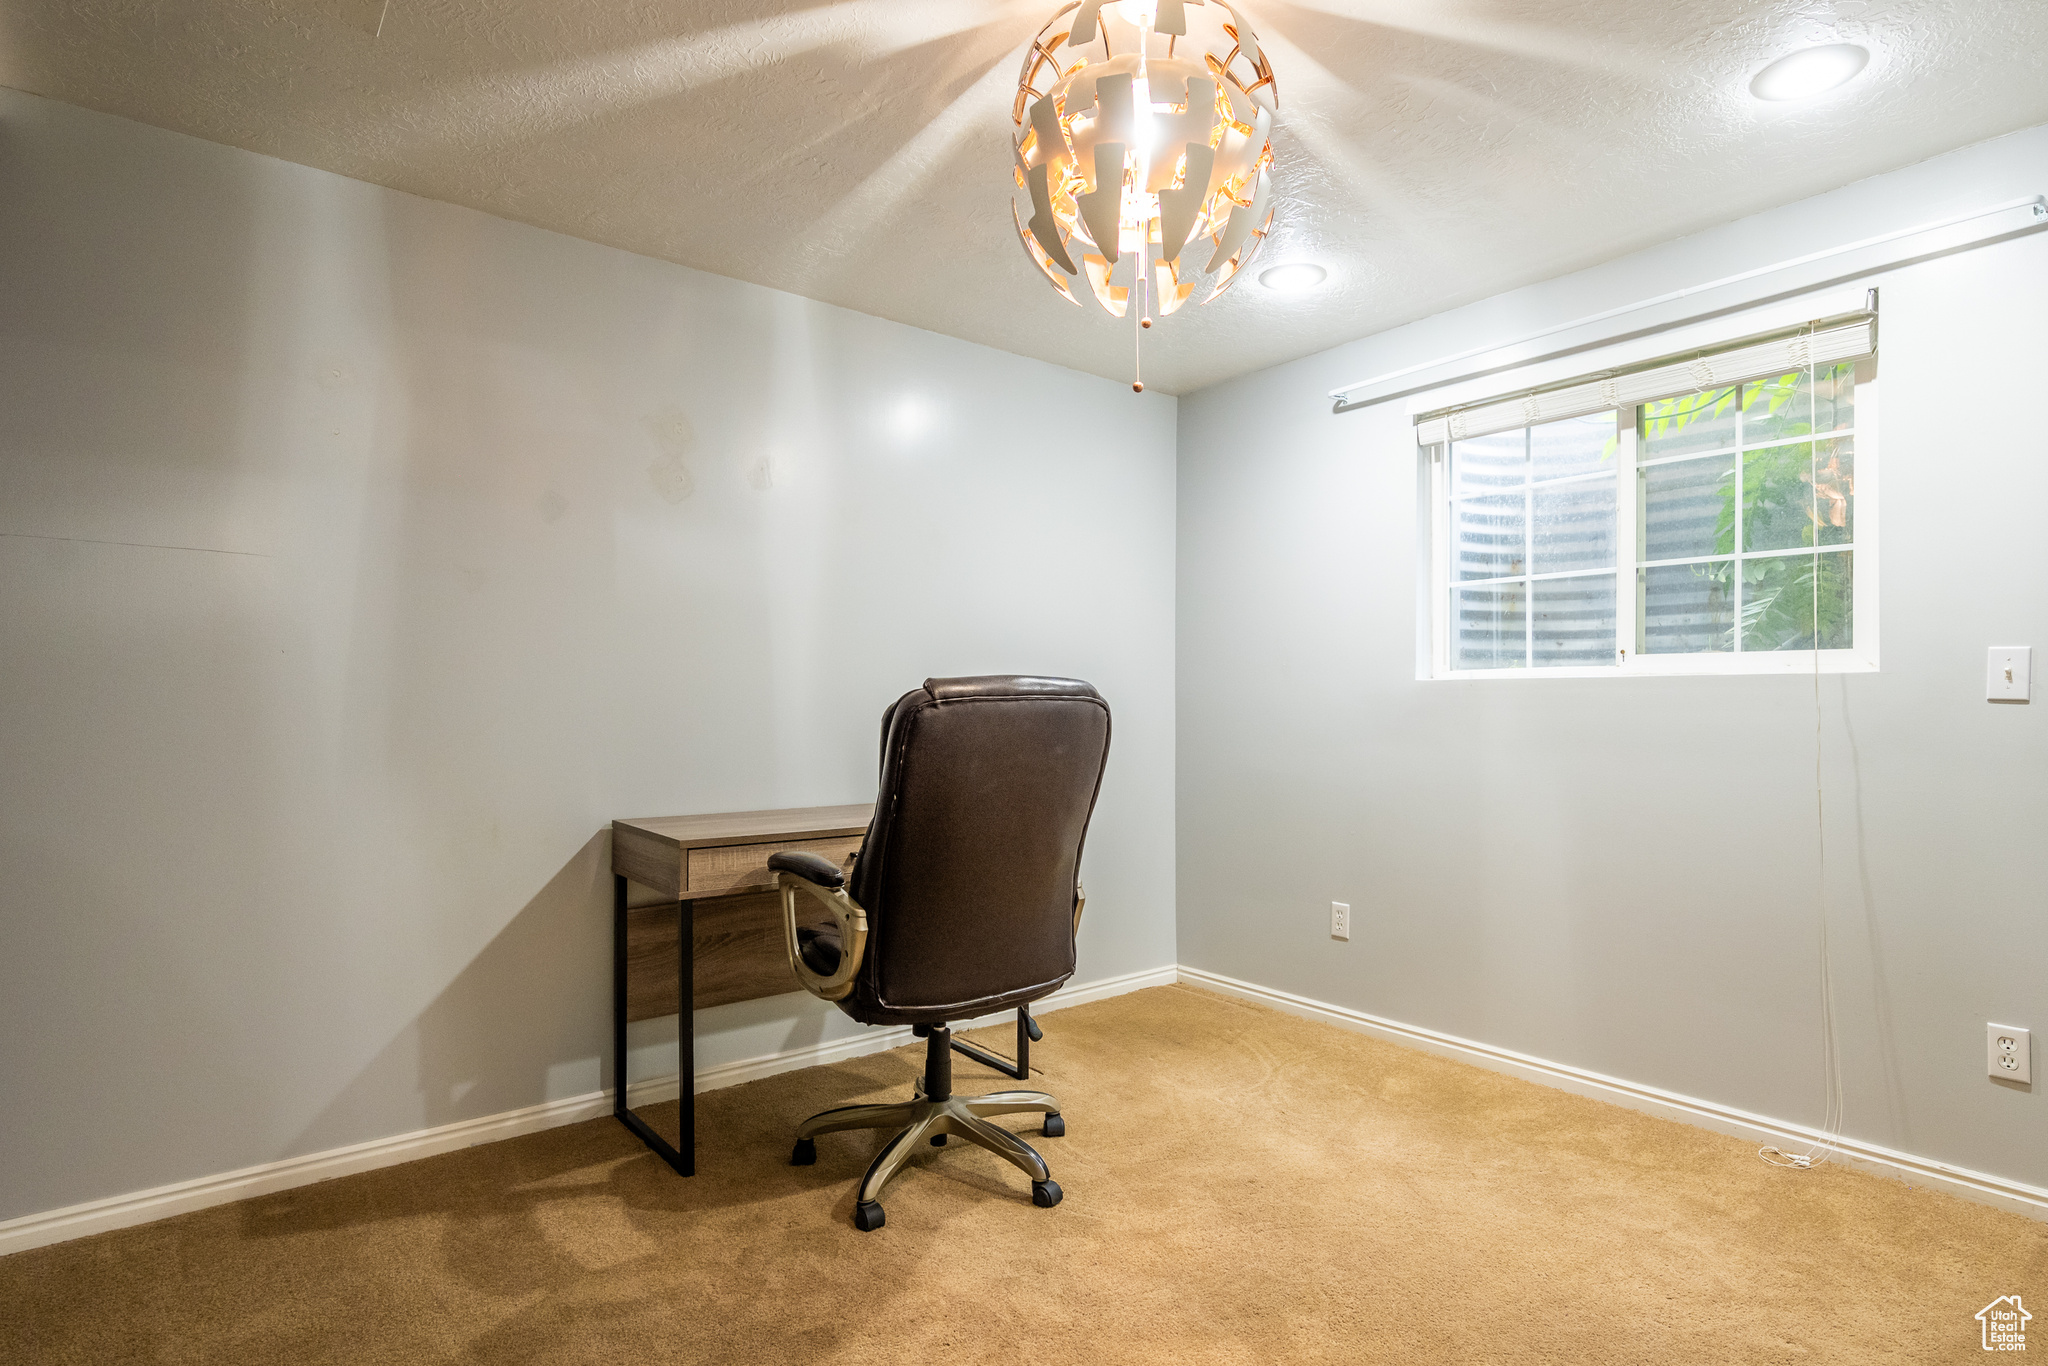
1012;0;1279;343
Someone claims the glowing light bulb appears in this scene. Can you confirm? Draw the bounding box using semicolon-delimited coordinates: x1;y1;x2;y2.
1132;76;1155;157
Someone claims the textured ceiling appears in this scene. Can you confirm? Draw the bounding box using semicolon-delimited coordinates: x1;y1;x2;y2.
3;1;2046;393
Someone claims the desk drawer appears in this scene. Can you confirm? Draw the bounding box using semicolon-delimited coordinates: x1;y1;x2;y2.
686;836;861;897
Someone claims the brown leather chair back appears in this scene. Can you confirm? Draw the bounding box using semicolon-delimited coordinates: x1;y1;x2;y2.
841;676;1110;1026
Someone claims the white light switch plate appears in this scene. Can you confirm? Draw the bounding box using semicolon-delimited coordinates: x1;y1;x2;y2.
1987;646;2031;701
1989;1024;2032;1083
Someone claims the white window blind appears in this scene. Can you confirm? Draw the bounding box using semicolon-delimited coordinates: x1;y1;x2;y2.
1413;314;1876;447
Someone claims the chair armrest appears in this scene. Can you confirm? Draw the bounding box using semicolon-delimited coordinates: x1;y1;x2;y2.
777;872;869;1002
768;850;845;888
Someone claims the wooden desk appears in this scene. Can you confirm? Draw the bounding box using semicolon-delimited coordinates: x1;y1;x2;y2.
611;804;873;1175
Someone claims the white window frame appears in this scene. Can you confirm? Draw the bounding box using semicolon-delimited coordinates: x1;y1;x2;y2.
1420;357;1880;682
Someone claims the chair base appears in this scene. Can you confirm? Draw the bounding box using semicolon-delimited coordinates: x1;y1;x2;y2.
792;1087;1064;1228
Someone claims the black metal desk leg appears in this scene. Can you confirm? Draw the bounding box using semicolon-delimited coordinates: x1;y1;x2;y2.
677;898;695;1169
611;875;695;1176
950;1005;1040;1080
613;874;628;1114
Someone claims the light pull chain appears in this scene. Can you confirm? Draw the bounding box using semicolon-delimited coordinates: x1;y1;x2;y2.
1133;241;1151;392
1134;4;1151;395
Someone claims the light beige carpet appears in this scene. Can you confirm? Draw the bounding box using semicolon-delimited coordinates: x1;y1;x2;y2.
4;985;2043;1364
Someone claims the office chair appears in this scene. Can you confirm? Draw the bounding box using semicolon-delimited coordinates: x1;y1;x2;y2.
771;675;1111;1231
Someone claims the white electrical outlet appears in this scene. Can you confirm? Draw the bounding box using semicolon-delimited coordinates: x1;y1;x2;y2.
1987;646;2031;701
1330;901;1350;941
1988;1024;2032;1084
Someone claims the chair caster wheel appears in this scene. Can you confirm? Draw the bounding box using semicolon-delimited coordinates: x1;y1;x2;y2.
930;1134;947;1146
1042;1113;1065;1138
853;1200;886;1232
790;1138;816;1166
1031;1179;1063;1208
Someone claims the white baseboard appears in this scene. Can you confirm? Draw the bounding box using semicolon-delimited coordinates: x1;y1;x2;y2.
1177;965;2048;1223
21;957;2028;1259
0;1089;625;1261
0;963;1178;1257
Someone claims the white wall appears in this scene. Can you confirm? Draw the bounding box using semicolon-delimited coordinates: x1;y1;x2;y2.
1177;123;2048;1190
0;89;1179;1223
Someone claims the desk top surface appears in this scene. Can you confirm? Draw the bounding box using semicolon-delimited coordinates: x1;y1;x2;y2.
614;803;874;851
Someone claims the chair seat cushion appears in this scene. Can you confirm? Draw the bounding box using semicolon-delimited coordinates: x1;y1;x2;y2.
796;924;843;977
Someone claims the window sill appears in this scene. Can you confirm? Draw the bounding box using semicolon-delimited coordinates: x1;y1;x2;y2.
1422;651;1879;681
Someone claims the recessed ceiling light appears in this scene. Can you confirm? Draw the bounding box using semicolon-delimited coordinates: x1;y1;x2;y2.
1259;263;1327;294
1749;43;1870;101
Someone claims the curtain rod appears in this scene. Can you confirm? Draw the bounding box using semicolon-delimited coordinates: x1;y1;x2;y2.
1327;194;2048;403
1410;298;1875;429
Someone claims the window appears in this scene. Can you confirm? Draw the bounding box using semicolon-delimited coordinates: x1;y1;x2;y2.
1424;335;1875;679
1637;365;1859;658
1444;410;1620;670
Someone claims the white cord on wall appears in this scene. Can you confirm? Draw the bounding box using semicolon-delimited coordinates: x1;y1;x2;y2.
1759;345;1847;1171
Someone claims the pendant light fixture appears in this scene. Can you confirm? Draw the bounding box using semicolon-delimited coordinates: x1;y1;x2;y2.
1011;0;1279;390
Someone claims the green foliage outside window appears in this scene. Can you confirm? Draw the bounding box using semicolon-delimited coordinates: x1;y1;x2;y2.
1637;363;1855;651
